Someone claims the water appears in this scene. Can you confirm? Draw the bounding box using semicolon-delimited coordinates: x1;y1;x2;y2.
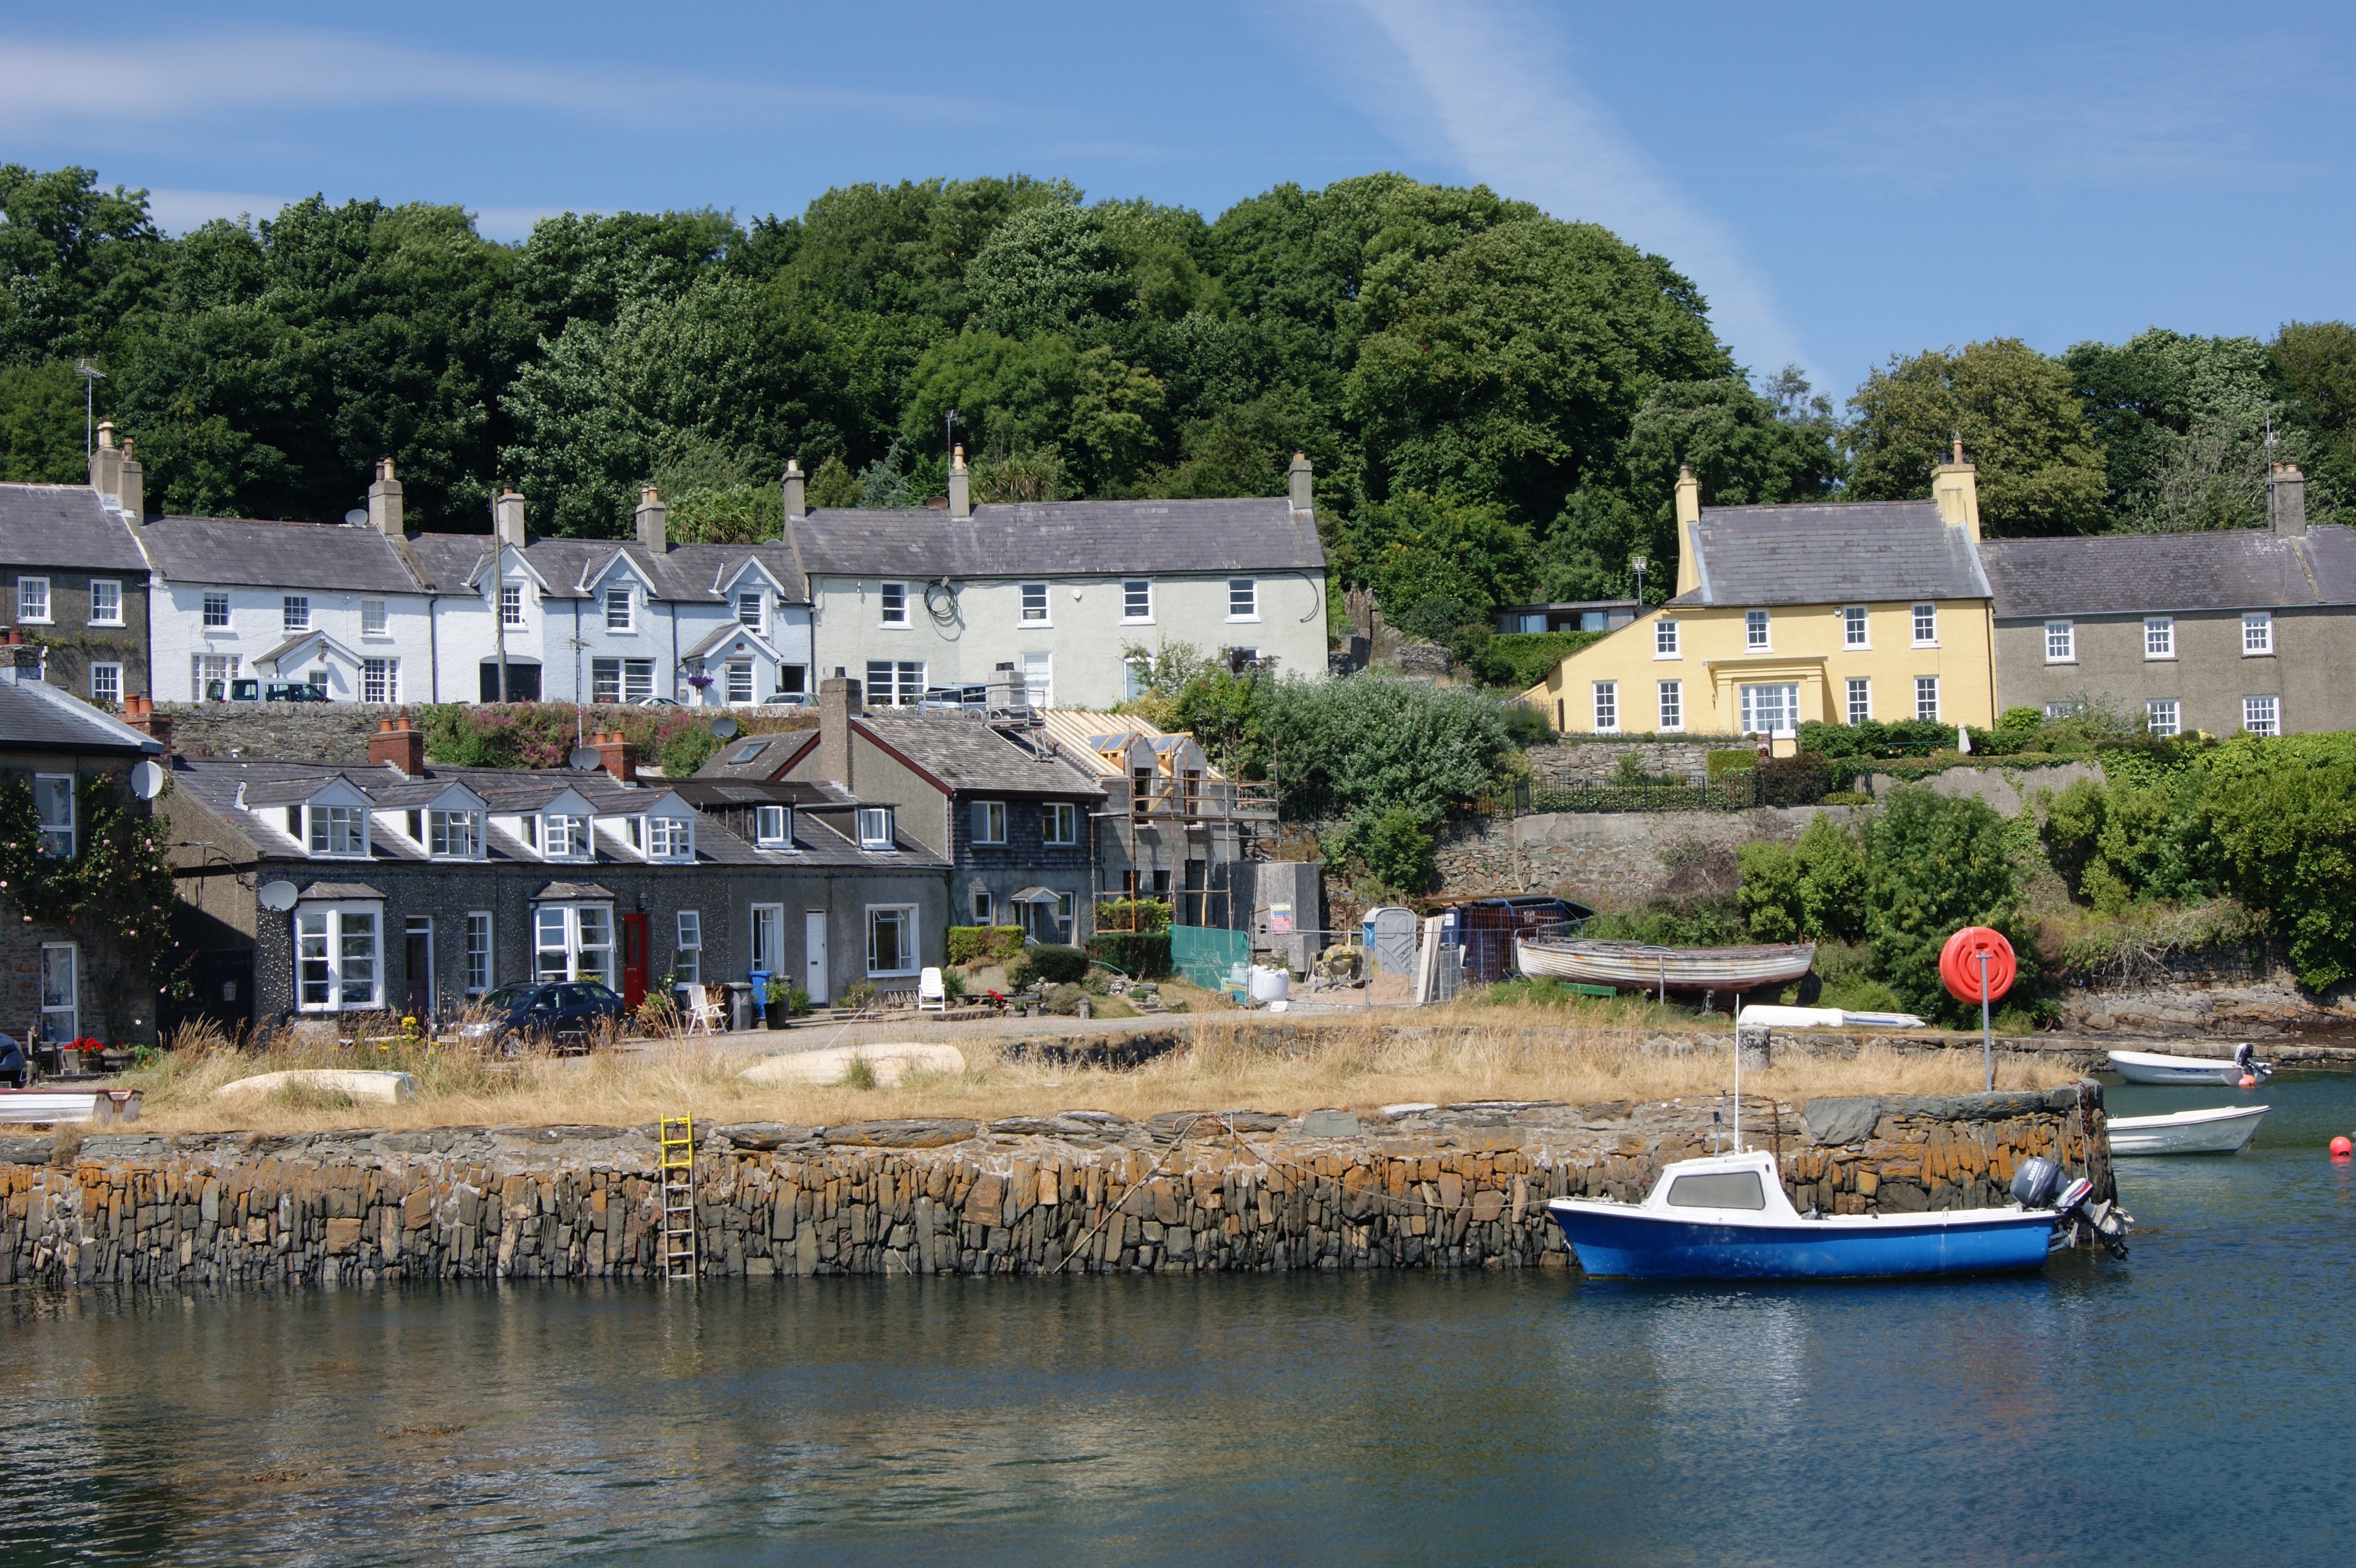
6;1073;2354;1566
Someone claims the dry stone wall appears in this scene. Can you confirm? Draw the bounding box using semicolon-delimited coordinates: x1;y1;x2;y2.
1432;805;1859;907
0;1086;2108;1286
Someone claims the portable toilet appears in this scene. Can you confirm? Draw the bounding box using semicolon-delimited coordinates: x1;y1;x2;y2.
1362;906;1419;978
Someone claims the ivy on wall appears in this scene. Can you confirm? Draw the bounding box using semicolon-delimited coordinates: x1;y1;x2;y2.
0;771;184;1041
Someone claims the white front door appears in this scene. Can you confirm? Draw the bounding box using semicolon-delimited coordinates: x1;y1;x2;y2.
803;911;829;1005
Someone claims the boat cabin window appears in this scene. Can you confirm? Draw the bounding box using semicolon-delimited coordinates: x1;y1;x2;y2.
1665;1171;1766;1209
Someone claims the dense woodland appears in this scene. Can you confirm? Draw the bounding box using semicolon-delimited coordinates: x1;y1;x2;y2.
4;162;2353;648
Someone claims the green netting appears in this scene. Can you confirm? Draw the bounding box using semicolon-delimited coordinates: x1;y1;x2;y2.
1169;925;1252;990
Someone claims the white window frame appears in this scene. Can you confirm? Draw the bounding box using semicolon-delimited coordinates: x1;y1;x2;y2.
2146;699;2180;738
725;661;754;705
972;889;994;925
750;903;783;975
16;577;50;625
427;809;481;859
674;910;701;984
361;599;388;638
1915;675;1940;722
2045;620;2074;663
88;579;122;626
202;591;230;629
591;657;623;704
282;595;309;633
2243;695;2279;736
88;662;121;706
736;591;763;633
2144;616;2174;660
192;652;238;701
866;904;918;977
296;903;383;1011
1020;582;1050;624
1656;679;1682;733
2242;611;2272;655
1123;655;1150;702
307;802;368;858
1740;682;1799;738
1846;677;1871;726
362;658;399;704
34;774;74;858
647;814;694;861
38;943;76;1041
535;902;615;988
754;803;790;848
1911;603;1937;646
1843;606;1869;649
539;812;591;861
856;807;894;850
866;659;923;707
605;585;634;632
1592;680;1618;733
1043;801;1078;845
972;799;1007;845
1745;609;1770;650
879;581;909;628
1122;579;1152;623
1021;651;1051;709
500;582;525;626
464;911;493;994
1227;578;1259;622
1653;619;1679;658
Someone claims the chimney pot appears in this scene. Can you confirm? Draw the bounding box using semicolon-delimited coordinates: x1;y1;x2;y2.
96;419;115;449
948;444;971;519
593;729;638;785
367;713;425;777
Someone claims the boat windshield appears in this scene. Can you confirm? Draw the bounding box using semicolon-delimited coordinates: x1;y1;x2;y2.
1665;1171;1765;1209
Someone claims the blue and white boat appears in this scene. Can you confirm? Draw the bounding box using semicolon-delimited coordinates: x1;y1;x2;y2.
1546;1149;2112;1281
2106;1044;2271;1087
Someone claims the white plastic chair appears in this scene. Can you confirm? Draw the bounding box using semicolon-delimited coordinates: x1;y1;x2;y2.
684;985;725;1036
917;968;947;1013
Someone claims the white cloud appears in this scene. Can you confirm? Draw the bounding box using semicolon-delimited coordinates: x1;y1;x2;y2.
468;206;572;243
1342;0;1820;389
142;188;290;234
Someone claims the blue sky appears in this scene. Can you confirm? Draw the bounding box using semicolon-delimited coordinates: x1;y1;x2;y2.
5;1;2348;401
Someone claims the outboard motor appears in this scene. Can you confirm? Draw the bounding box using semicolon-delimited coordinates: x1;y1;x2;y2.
2011;1156;2133;1258
2232;1042;2273;1082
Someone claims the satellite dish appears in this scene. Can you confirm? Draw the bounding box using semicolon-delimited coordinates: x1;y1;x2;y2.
709;715;740;740
567;746;601;772
257;880;299;913
130;760;166;799
343;508;367;527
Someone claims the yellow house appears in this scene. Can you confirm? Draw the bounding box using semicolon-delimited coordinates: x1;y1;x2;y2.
1524;450;1998;736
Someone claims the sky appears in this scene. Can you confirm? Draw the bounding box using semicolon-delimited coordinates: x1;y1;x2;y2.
4;0;2349;400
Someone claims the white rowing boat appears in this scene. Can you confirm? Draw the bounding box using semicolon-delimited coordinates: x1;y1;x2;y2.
2107;1045;2271;1086
2108;1104;2268;1157
1515;937;1815;993
0;1087;142;1125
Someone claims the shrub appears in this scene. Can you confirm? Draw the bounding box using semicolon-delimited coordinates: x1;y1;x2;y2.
1706;748;1758;779
1010;944;1089;989
1044;982;1087;1015
1757;752;1838;806
1737;815;1867;943
839;979;876;1009
1582;900;1748;947
2201;749;2356;989
1087;931;1172;978
947;925;1027;966
1859;785;2037;1023
1350;802;1437;895
1487;630;1606;692
1820;790;1872;806
1091;898;1170;934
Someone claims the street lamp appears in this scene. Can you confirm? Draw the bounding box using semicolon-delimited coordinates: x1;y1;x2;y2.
1630;554;1648;603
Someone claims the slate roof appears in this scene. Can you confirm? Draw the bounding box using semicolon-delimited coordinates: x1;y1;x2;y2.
0;674;164;756
1978;525;2356;618
0;484;148;571
851;714;1105;798
1670;500;1991;607
790;498;1323;579
692;731;821;781
400;534;812;605
137;517;424;594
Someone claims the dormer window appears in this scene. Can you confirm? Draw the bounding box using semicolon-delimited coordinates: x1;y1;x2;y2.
648;815;693;860
856;807;894;849
308;805;367;857
605;586;633;632
737;591;763;632
755;804;790;847
541;813;590;859
428;809;481;858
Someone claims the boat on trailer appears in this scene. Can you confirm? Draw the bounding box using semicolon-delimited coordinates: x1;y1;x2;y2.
1515;936;1815;994
2107;1103;2268;1156
2106;1044;2271;1087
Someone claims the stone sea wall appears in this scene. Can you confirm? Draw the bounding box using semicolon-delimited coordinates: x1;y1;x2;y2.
0;1085;2108;1286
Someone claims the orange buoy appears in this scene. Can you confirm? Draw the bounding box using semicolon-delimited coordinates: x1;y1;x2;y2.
2239;1074;2257;1088
2331;1135;2352;1158
1940;927;2016;1005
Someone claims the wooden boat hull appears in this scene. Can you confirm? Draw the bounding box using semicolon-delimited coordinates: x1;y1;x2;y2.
2108;1104;2267;1156
1516;937;1815;993
2106;1049;2268;1086
1546;1200;2056;1280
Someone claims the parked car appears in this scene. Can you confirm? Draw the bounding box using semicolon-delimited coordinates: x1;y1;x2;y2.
635;694;682;708
449;981;629;1053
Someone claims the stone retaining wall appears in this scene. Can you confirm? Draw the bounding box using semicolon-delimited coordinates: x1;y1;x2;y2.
157;701;814;766
0;1086;2109;1286
1432;805;1856;907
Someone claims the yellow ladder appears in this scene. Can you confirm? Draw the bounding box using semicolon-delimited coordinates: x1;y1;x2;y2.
657;1114;698;1284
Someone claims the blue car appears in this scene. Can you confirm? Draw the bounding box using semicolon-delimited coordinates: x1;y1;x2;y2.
449;981;628;1054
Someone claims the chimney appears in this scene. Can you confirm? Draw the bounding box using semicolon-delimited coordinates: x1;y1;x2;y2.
124;694;174;756
1931;437;1981;542
635;484;667;554
494;488;527;548
367;712;426;778
818;675;861;791
1673;464;1703;596
948;444;971;519
593;728;638;785
1288;452;1314;516
4;630;42;683
89;418;123;508
782;458;807;521
2270;461;2308;539
117;437;143;519
367;458;404;535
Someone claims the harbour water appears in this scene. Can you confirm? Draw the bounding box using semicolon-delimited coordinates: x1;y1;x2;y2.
4;1070;2351;1565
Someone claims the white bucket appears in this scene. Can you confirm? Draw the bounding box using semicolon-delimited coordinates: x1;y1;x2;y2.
1248;965;1291;1003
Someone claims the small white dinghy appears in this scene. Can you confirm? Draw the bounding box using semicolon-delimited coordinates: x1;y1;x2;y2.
2107;1044;2271;1086
2108;1104;2269;1157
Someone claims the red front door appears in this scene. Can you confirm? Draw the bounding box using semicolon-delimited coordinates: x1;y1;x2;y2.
620;913;649;1011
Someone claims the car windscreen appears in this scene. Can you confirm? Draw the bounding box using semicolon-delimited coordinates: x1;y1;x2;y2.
480;986;541;1011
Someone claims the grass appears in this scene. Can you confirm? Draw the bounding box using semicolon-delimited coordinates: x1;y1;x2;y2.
114;1009;2077;1136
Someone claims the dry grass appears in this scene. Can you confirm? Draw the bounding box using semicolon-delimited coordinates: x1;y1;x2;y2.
120;1008;2077;1136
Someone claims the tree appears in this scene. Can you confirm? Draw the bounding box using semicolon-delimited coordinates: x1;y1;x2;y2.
1858;785;2035;1021
1345;489;1532;625
1263;673;1509;817
968;203;1133;340
0;361;89;483
2065;328;2301;531
897;328;1079;460
1737;815;1866;943
2198;738;2356;990
1847;339;2108;536
2272;320;2356;518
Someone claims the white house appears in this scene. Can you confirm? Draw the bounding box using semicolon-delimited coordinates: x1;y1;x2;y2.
787;451;1328;711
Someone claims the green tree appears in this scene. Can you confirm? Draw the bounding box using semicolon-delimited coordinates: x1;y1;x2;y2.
1350;802;1437;895
1265;673;1509;817
2065;328;2304;531
1737;814;1867;943
968;203;1133;339
897;329;1078;460
1847;338;2108;536
1858;785;2034;1021
1346;489;1532;624
2198;737;2356;989
2271;320;2356;518
0;361;88;482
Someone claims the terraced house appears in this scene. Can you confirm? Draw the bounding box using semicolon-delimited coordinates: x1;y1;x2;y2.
0;426;153;705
